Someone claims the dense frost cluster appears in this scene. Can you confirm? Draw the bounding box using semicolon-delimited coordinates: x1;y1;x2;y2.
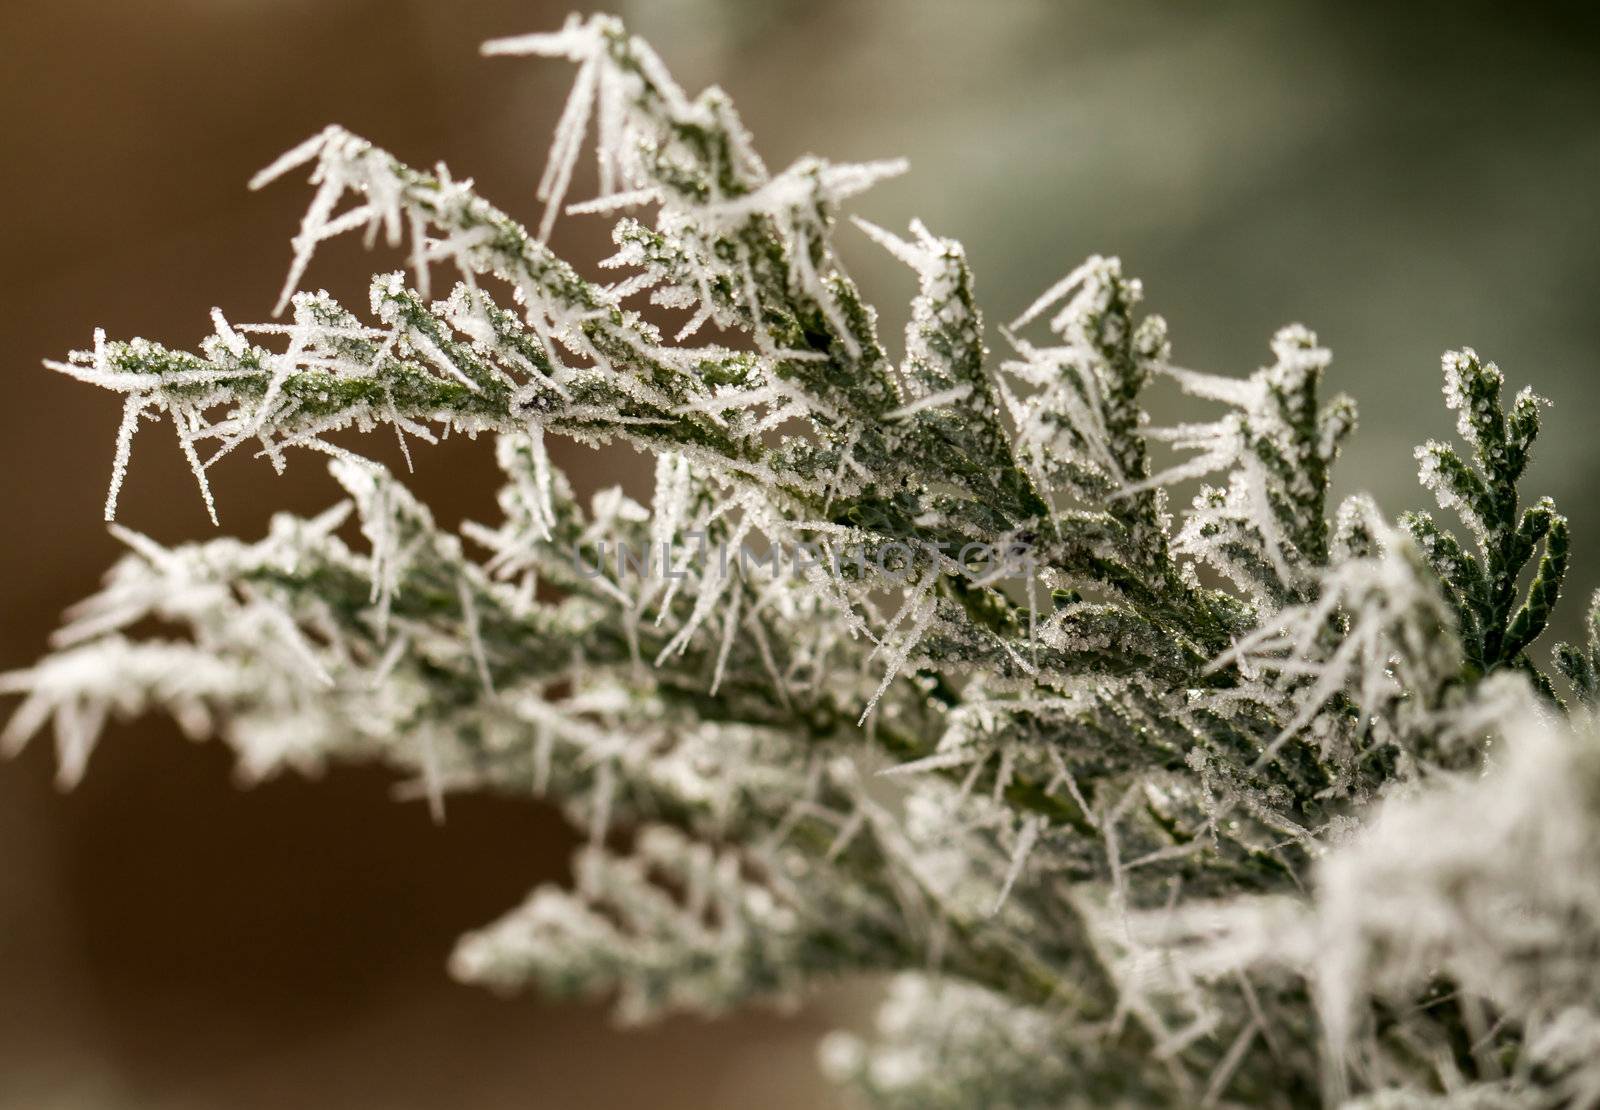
8;14;1597;1107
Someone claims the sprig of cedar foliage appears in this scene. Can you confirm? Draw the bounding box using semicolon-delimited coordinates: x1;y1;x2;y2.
1406;350;1570;694
7;13;1599;1109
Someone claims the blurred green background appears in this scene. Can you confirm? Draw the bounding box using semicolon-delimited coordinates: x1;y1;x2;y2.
2;1;1597;1106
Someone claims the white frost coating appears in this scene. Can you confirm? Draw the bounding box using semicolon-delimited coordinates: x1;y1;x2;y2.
104;396;146;521
1214;503;1461;765
859;568;940;725
481;15;905;366
882;384;972;421
991;813;1044;914
458;576;495;696
1007;257;1100;333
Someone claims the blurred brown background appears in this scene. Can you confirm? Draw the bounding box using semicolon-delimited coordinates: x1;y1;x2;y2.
2;2;1597;1107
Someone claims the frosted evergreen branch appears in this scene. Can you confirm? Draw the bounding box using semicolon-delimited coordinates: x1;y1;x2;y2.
1554;591;1600;704
1406;350;1568;689
7;13;1592;1108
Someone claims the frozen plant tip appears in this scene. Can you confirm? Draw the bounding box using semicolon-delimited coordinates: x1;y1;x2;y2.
8;13;1598;1108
